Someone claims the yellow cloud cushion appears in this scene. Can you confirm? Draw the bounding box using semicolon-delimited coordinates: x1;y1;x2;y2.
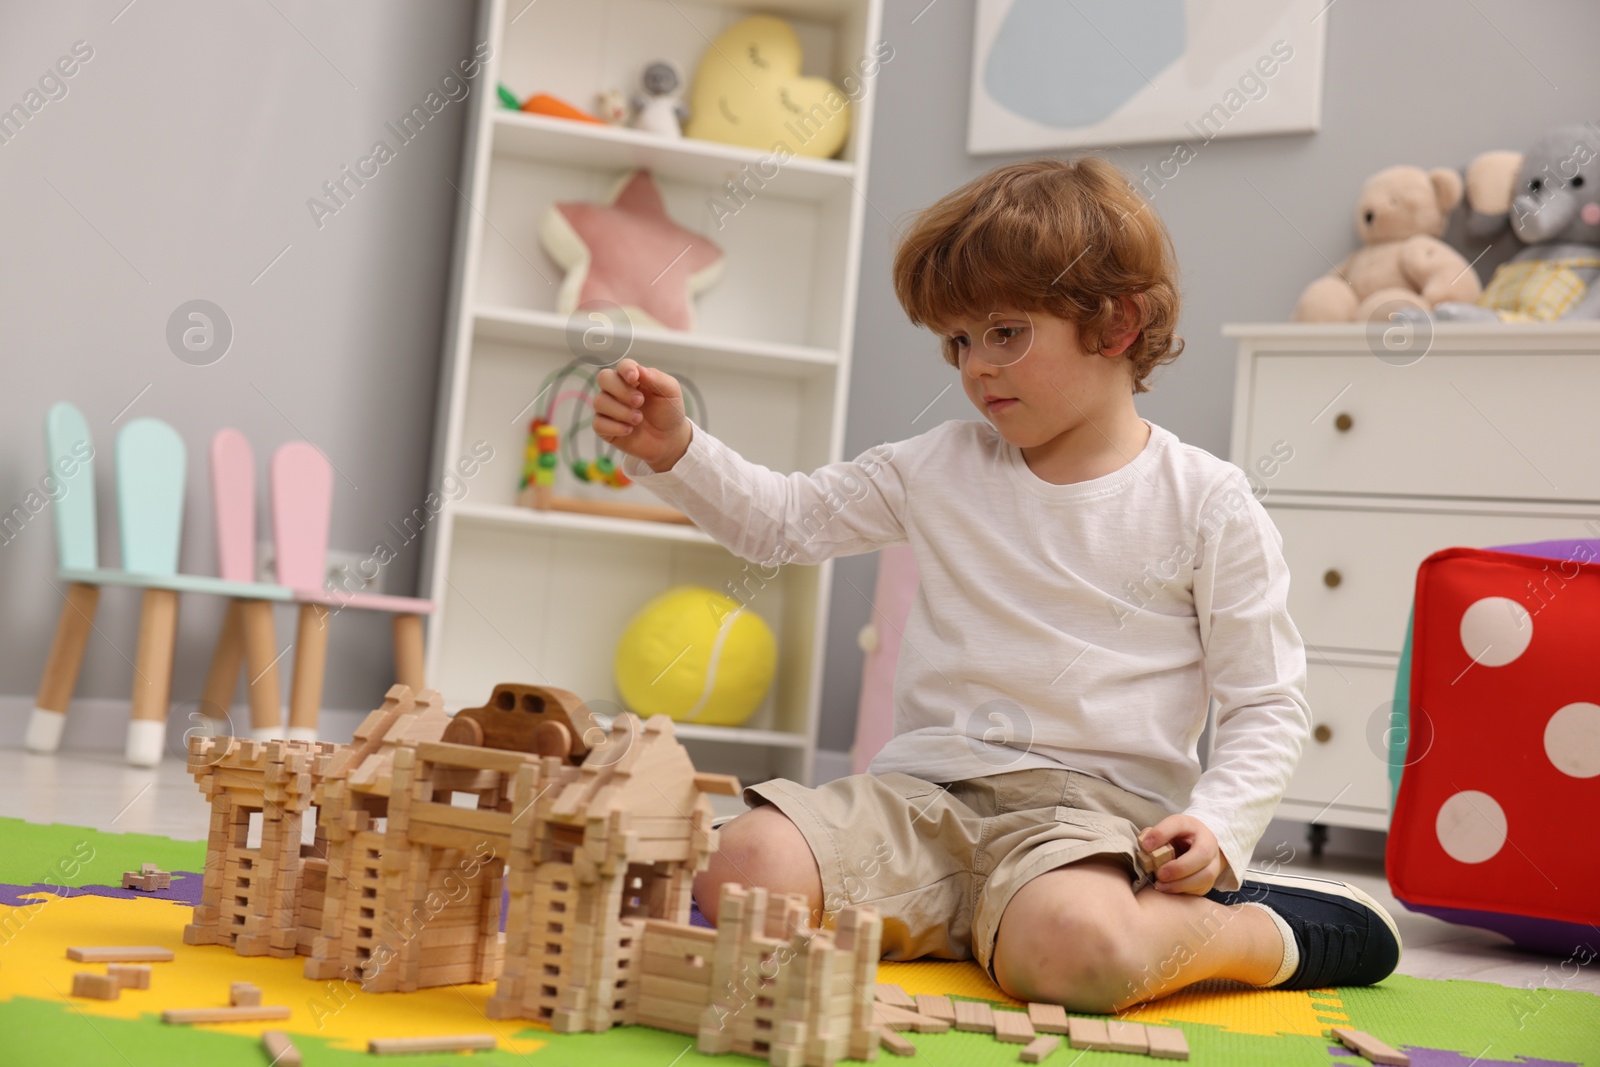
686;15;851;160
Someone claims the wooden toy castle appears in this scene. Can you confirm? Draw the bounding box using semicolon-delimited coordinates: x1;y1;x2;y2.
184;682;882;1066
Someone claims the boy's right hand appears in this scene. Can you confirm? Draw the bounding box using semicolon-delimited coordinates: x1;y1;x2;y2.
594;357;692;473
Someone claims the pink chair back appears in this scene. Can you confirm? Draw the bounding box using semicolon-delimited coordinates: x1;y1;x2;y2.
270;442;334;591
210;429;256;583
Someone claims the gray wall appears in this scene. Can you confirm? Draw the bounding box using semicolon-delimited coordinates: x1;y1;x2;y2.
815;0;1600;755
0;1;478;719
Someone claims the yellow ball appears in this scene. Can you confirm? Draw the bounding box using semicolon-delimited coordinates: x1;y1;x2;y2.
614;585;776;726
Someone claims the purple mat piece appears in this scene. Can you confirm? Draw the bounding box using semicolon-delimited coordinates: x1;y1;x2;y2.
0;870;204;908
1398;899;1600;958
1400;1049;1579;1067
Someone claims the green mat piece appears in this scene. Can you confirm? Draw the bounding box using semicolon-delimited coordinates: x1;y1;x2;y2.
0;816;206;889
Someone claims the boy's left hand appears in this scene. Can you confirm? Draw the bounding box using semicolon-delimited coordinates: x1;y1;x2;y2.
1139;815;1224;895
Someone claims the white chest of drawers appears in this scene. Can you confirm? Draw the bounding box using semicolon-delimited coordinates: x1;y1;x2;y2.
1226;323;1600;831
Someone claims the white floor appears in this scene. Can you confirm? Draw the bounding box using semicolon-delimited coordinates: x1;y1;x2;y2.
2;745;1595;999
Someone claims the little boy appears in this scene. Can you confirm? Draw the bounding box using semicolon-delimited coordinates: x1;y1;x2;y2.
593;156;1400;1011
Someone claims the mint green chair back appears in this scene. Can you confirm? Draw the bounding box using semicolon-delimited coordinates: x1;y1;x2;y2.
116;418;186;577
45;403;98;571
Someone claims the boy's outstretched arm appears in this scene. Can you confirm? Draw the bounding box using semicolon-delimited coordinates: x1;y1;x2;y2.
594;357;911;566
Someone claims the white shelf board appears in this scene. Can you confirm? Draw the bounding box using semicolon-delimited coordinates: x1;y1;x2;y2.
452;500;717;546
474;305;839;378
492;110;856;203
672;722;810;749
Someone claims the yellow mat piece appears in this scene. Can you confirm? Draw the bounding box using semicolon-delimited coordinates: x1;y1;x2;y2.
879;957;1338;1038
0;892;545;1055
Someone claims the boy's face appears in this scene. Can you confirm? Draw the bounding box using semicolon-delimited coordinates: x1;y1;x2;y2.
940;307;1135;449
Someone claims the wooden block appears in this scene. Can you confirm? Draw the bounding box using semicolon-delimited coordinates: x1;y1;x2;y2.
1028;1002;1069;1034
993;1009;1036;1044
875;982;917;1010
1140;843;1176;874
1019;1035;1061;1063
879;1026;916;1056
107;964;151;990
230;982;262;1007
914;993;955;1023
71;972;120;1000
1106;1020;1148;1053
261;1030;302;1067
368;1034;499;1055
1330;1027;1409;1066
953;998;994;1032
1146;1025;1191;1060
68;946;175;963
1068;1017;1111;1050
874;1002;950;1034
163;1006;291;1024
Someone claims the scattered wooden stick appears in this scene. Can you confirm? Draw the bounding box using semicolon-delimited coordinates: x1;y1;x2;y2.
261;1030;302;1067
1330;1026;1409;1066
67;946;174;963
368;1034;499;1055
162;1006;291;1024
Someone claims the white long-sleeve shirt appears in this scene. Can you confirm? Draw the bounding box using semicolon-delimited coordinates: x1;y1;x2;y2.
621;417;1309;891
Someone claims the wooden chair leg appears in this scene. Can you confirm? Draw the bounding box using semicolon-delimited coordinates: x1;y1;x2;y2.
288;603;330;742
27;581;101;752
126;588;179;767
238;599;284;741
200;600;245;722
393;614;425;690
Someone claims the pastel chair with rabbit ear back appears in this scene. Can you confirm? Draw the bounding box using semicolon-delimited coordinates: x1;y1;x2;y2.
195;428;292;743
26;403;102;753
270;441;435;740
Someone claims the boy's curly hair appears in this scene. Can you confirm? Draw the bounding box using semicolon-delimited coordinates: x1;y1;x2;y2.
892;156;1184;393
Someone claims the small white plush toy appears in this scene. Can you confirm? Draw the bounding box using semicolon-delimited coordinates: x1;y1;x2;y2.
630;60;688;139
595;88;628;125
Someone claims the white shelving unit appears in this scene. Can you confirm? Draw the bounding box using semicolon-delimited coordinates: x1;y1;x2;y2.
423;0;883;787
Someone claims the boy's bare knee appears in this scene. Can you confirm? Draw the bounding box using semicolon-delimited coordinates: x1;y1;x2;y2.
693;805;821;926
993;867;1143;1012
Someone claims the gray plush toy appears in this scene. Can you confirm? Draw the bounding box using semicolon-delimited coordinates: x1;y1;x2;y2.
1434;124;1600;321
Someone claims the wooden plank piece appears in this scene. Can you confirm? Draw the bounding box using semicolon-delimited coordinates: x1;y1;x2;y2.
368;1034;498;1055
107;964;151;990
994;1008;1036;1044
71;972;120;1000
230;982;262;1007
1068;1017;1111;1050
954;998;995;1032
879;1026;916;1056
1330;1026;1409;1066
875;982;917;1010
914;993;956;1023
1028;1002;1069;1034
1146;1025;1190;1060
1020;1034;1061;1063
1106;1019;1148;1053
261;1030;302;1067
163;1006;291;1024
874;1002;950;1033
68;946;175;962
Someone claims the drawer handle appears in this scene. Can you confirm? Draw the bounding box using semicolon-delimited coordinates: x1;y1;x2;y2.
1333;412;1353;433
1313;723;1333;744
1324;568;1342;588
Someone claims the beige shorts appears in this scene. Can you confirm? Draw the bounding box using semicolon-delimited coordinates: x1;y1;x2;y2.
746;768;1172;977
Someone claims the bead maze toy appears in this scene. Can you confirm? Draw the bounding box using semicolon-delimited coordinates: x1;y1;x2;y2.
516;357;705;526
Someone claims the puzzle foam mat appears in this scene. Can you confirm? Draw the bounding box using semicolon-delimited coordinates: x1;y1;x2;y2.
2;817;1596;1065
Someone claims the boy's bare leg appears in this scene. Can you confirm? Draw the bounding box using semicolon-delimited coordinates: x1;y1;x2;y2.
992;857;1284;1013
694;806;824;926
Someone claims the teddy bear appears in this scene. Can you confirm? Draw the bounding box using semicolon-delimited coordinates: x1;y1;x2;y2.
1292;165;1483;322
1432;124;1600;321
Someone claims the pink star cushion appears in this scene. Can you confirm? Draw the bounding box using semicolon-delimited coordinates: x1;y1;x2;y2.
539;169;725;332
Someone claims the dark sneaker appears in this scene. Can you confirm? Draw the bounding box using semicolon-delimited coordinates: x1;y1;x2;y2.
1206;871;1402;989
